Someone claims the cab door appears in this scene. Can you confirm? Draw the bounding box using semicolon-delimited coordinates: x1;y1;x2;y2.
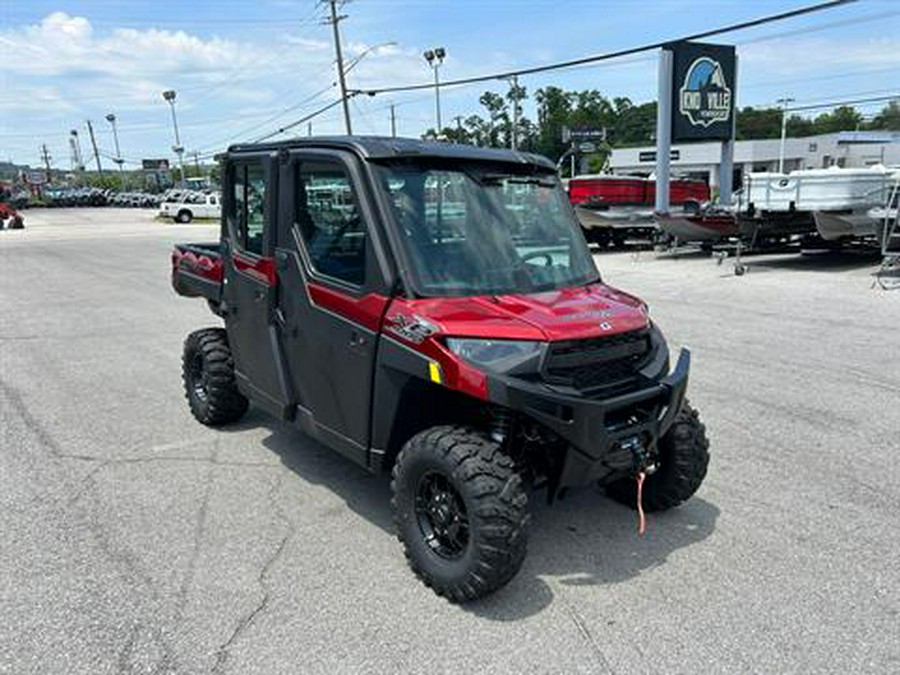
274;150;390;466
221;155;291;419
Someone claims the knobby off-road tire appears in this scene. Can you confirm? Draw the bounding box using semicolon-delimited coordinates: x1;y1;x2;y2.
606;401;709;512
182;328;248;426
391;426;529;602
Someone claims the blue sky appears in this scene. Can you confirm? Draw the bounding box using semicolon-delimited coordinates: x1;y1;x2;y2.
1;0;898;168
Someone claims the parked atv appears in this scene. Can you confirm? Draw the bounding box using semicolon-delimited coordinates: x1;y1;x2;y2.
171;137;709;601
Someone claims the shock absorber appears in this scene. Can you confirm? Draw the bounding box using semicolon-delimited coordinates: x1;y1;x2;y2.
489;407;512;445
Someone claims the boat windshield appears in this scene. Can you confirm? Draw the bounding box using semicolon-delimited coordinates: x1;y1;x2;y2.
374;160;599;296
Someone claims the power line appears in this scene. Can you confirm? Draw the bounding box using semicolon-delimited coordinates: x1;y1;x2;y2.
194;83;337;153
353;0;858;96
252;97;348;143
734;8;900;45
786;94;898;113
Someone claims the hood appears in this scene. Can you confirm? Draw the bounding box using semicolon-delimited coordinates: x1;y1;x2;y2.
394;283;649;342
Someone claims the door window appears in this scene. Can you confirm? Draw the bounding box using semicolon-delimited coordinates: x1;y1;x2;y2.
233;163;267;254
295;162;366;286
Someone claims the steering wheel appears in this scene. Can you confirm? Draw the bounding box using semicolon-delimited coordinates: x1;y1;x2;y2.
521;251;553;266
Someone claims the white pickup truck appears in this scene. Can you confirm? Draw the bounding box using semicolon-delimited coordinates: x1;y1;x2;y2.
159;192;221;223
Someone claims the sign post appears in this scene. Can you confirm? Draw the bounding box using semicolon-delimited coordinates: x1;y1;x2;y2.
656;41;736;212
654;48;674;213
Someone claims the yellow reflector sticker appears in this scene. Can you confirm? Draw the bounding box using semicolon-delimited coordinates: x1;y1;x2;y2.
428;361;443;384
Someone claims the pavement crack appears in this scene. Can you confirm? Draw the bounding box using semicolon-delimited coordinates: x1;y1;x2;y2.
562;600;617;674
0;376;64;457
212;473;295;674
174;449;217;623
67;460;112;505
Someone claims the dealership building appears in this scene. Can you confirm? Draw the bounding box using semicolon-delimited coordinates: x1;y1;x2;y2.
608;131;900;190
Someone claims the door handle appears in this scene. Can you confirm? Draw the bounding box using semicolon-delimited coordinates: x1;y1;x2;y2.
349;331;366;347
254;289;266;302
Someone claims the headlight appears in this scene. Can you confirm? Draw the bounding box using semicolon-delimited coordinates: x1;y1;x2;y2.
445;338;542;373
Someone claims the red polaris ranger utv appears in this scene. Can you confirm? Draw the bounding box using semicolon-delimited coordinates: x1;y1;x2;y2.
172;137;709;601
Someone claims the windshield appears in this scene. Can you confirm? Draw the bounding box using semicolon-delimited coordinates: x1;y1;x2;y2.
376;161;599;296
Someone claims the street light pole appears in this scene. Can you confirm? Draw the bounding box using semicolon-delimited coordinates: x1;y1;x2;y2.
105;113;126;190
162;90;186;188
777;96;795;174
424;47;446;134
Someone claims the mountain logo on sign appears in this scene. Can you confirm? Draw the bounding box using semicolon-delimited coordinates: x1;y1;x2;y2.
678;56;731;127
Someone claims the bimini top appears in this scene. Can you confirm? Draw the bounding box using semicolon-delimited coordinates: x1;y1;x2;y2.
226;135;556;170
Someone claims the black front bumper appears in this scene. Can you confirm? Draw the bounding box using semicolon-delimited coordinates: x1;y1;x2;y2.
487;348;691;489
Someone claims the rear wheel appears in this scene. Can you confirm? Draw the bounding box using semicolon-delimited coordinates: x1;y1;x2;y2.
176;209;193;223
182;328;248;426
391;426;529;602
606;401;709;512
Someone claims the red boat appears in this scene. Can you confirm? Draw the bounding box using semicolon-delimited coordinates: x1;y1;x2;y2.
654;209;740;243
568;175;709;247
0;182;25;230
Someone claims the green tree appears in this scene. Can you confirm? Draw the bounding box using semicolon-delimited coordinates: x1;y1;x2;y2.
865;101;900;131
478;91;508;147
534;86;572;160
812;105;863;134
735;106;782;140
613;101;656;146
785;114;814;137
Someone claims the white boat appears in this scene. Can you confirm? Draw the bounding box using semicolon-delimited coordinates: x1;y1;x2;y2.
868;178;900;254
743;166;896;241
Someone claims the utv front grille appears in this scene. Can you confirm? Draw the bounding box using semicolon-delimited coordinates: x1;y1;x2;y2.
543;329;652;395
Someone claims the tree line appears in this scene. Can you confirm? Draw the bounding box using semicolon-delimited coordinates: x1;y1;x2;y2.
424;85;899;168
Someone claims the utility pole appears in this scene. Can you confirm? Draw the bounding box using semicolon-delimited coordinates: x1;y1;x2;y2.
40;144;52;176
390;104;397;137
86;120;104;175
193;151;201;174
308;122;313;137
508;74;520;151
777;96;795;174
326;0;353;135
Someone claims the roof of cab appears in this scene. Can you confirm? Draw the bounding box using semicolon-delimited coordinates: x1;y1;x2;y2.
225;135;556;170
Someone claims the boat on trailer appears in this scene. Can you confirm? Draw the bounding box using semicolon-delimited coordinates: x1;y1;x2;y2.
655;207;740;244
740;166;896;243
568;174;709;247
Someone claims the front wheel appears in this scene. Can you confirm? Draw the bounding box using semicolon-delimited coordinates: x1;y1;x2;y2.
391;426;529;602
606;401;709;512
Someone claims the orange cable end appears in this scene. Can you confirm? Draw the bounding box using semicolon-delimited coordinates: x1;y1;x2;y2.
636;471;646;535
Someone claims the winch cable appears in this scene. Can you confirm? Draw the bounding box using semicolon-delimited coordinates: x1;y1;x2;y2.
636;471;647;536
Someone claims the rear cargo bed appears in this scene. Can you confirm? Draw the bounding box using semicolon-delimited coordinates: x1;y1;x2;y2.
171;242;222;302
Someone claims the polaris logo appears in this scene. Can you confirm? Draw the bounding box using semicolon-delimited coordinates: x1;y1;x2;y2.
599;321;613;331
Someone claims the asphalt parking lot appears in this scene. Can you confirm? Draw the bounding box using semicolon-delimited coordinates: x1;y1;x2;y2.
2;208;898;674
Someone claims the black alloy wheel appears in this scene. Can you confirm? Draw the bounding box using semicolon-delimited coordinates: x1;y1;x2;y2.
415;472;470;559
